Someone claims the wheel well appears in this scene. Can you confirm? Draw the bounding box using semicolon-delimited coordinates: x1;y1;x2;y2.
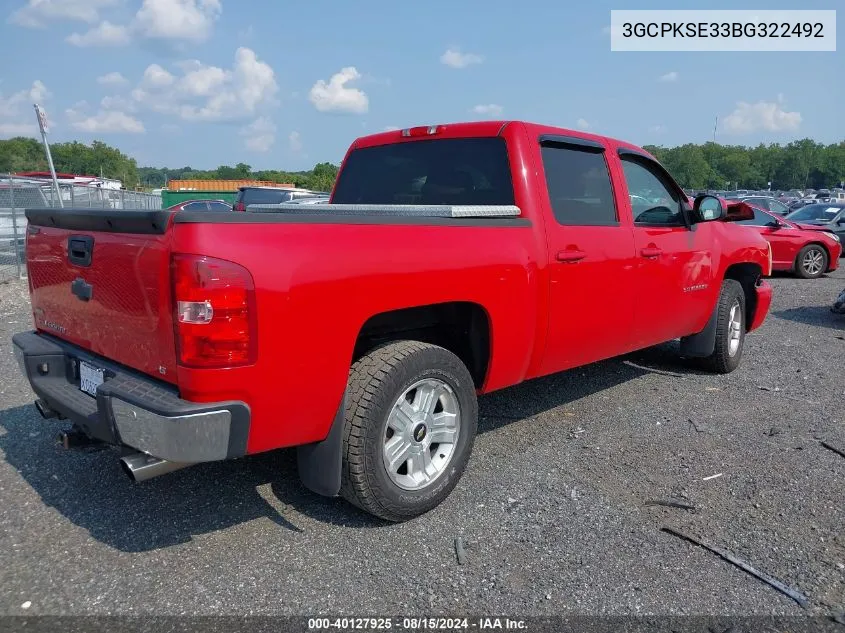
353;302;491;388
801;242;832;264
725;263;761;330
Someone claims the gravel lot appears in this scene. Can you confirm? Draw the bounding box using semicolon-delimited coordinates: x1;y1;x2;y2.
0;271;843;617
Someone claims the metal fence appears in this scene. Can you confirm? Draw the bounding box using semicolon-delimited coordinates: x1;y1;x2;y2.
0;175;162;283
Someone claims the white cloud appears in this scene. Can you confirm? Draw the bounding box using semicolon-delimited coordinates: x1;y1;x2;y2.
0;80;50;137
288;130;302;153
67;20;130;46
240;117;276;152
440;48;483;69
472;104;503;118
97;71;128;86
100;94;136;112
29;80;50;102
66;107;145;133
141;63;175;88
308;67;368;114
648;124;667;134
576;118;591;130
131;48;277;123
133;0;221;43
721;100;801;134
659;71;679;82
8;0;118;27
21;0;222;47
383;125;399;132
178;60;229;97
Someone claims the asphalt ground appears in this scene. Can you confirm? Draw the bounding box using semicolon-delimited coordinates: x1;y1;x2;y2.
0;270;843;617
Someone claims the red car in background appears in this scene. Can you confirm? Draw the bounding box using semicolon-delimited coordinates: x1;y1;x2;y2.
731;201;841;278
166;199;233;212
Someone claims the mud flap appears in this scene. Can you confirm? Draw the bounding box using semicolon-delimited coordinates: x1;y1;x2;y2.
296;393;346;497
680;299;719;358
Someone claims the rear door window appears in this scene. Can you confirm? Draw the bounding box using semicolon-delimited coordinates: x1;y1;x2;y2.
539;143;617;226
737;209;775;226
332;137;515;206
745;197;771;211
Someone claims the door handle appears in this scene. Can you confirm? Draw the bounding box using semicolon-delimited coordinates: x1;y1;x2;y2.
556;249;586;263
640;247;662;259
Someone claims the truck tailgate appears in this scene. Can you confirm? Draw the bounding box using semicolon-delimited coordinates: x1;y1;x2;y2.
24;209;178;383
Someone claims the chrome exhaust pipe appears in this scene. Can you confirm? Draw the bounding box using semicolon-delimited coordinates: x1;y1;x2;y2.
120;452;193;482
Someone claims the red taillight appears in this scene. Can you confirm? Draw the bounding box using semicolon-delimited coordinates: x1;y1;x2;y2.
234;201;246;212
172;254;257;368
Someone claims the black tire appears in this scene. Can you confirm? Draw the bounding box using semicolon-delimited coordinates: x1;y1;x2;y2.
794;244;828;279
340;341;478;522
701;279;746;374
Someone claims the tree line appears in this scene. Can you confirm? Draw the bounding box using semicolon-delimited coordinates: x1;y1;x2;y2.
137;162;339;193
644;139;844;191
1;136;842;192
0;137;338;192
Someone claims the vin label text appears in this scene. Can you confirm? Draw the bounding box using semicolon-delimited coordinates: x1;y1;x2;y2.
610;10;836;51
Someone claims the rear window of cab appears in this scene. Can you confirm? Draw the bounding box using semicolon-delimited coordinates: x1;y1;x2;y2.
332;137;515;206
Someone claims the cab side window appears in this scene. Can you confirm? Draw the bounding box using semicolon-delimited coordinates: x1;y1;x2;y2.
621;158;684;226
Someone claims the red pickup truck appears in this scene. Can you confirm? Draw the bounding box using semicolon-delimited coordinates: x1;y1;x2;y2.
14;121;773;522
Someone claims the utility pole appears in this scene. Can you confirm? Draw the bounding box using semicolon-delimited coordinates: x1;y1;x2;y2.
33;104;63;208
713;116;718;144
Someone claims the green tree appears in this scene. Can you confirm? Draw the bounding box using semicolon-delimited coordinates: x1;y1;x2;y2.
660;144;710;189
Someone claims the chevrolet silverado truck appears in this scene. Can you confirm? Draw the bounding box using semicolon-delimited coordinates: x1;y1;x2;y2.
14;121;773;522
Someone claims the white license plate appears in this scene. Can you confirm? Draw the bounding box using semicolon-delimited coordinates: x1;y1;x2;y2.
79;361;104;397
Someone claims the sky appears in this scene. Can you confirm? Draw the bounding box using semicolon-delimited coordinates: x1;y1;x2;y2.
0;0;842;171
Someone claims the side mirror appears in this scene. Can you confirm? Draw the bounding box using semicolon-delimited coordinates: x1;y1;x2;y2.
693;194;726;222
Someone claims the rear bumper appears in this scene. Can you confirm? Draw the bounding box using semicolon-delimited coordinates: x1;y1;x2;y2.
12;331;250;463
748;279;772;332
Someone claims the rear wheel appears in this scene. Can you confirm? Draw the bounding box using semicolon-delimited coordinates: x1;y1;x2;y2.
795;245;828;279
701;279;746;374
340;341;478;522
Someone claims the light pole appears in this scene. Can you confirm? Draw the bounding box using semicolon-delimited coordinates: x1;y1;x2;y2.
33;104;63;208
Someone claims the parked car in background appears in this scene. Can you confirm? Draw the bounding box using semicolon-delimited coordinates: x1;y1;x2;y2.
233;186;331;211
735;204;841;278
166;199;233;212
737;196;792;216
788;199;814;211
15;120;774;522
785;203;845;244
